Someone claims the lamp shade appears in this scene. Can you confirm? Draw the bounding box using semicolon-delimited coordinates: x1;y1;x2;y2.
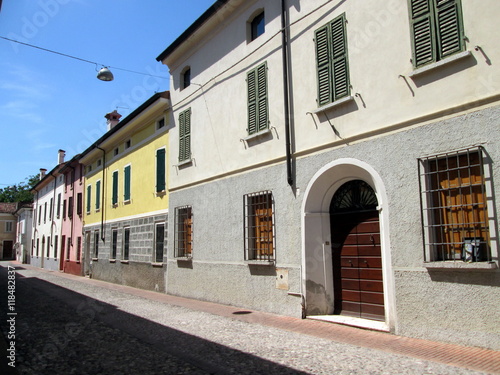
97;67;114;81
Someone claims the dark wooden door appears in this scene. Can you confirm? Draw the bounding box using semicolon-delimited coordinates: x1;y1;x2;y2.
331;211;385;321
3;240;14;259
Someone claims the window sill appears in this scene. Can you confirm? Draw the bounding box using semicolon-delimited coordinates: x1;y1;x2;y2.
408;50;472;78
123;200;131;205
109;259;116;263
91;258;98;261
151;262;164;267
155;190;167;197
243;128;271;142
424;261;497;271
310;95;354;115
120;260;129;264
176;256;192;261
245;260;275;266
176;159;193;168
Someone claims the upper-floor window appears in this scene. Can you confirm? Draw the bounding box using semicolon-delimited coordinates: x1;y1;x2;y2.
247;62;268;135
314;13;350;107
178;108;191;162
156;148;166;193
124;165;131;202
409;0;465;68
157;117;165;130
181;67;191;90
250;11;265;41
5;221;13;232
125;139;131;149
112;171;119;206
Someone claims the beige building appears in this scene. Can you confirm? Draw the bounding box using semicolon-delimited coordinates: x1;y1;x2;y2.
0;203;17;260
157;0;500;349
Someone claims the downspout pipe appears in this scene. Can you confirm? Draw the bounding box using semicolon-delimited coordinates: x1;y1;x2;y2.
281;0;293;187
96;146;106;242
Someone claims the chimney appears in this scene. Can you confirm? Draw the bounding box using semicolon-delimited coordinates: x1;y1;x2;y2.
105;110;122;131
39;168;47;180
58;149;66;164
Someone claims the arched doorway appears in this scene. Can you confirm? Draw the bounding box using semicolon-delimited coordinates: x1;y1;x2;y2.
330;180;385;321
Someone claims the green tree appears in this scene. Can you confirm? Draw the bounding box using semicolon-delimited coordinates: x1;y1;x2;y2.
0;175;39;203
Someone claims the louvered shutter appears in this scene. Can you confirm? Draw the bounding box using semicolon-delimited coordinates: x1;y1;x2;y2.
124;165;131;201
435;0;463;59
95;181;101;210
257;63;268;131
178;109;191;162
86;185;91;213
315;25;331;106
156;149;166;192
410;0;435;67
330;15;349;101
247;69;257;134
112;171;118;205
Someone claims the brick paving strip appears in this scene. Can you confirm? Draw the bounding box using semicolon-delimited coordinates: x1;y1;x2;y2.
12;262;500;374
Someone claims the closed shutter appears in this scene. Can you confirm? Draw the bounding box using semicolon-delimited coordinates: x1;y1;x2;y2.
315;25;331;106
247;63;268;135
315;13;349;106
179;109;191;162
95;181;101;210
330;15;349;101
435;0;463;59
124;165;131;201
156;149;166;192
155;224;165;262
112;171;118;205
409;0;463;67
86;185;91;213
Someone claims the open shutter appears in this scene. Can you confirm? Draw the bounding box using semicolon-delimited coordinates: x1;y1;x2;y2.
257;63;268;132
410;0;435;67
112;171;118;205
330;15;349;100
435;0;463;59
124;165;131;201
315;25;331;106
247;69;257;134
156;149;166;192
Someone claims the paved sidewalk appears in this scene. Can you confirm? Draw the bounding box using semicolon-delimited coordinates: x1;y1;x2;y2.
1;261;499;374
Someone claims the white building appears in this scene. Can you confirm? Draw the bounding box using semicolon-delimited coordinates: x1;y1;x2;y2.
157;0;500;349
14;203;33;264
31;150;66;271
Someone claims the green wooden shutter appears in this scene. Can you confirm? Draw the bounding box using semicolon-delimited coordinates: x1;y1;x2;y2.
315;25;331;106
435;0;463;59
112;171;118;205
330;14;349;101
86;185;91;213
247;69;257;134
410;0;435;67
247;63;268;135
257;63;268;131
95;181;101;210
178;109;191;162
156;149;166;192
124;165;131;201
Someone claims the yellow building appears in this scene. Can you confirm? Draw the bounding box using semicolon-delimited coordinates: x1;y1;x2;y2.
79;91;170;291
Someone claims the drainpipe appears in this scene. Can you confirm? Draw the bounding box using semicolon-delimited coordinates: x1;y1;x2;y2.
281;0;293;187
96;146;106;242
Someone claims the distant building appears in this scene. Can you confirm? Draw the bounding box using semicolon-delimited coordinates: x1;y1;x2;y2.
14;202;33;264
157;0;500;350
79;92;171;291
0;202;17;260
31;150;66;270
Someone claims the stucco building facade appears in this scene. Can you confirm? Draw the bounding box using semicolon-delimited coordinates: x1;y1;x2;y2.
157;0;500;349
80;92;171;292
0;202;17;260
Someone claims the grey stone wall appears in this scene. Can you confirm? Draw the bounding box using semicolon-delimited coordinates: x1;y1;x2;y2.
85;213;168;292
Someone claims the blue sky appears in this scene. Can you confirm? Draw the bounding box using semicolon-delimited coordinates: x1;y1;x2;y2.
0;0;215;187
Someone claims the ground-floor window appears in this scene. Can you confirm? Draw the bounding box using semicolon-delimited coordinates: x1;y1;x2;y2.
244;191;275;261
94;231;99;258
111;229;118;259
419;147;492;262
174;206;192;258
155;223;165;262
123;227;130;260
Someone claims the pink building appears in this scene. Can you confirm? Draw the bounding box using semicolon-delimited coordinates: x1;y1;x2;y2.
60;155;85;276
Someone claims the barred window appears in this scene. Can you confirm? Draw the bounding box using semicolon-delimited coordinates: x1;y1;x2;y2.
174;206;192;258
244;191;275;262
418;147;491;262
155;223;165;263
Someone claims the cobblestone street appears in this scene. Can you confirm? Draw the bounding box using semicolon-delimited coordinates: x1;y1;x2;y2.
0;262;498;375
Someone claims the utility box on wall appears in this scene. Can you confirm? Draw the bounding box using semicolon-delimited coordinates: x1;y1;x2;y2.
276;268;289;290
